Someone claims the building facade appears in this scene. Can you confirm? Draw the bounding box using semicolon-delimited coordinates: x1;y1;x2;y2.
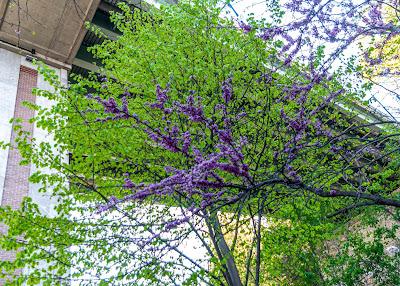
0;0;133;281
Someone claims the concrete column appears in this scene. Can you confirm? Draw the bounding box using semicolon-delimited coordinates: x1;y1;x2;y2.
0;49;68;284
0;51;38;284
28;61;68;218
0;51;67;212
0;49;21;204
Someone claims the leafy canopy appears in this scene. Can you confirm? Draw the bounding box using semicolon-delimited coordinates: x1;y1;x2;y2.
0;0;400;285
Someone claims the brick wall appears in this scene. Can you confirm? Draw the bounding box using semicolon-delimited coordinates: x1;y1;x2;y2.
0;65;37;282
2;66;37;209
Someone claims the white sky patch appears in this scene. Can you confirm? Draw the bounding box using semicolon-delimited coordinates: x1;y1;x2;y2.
70;204;209;285
227;0;270;20
147;0;161;8
226;0;400;121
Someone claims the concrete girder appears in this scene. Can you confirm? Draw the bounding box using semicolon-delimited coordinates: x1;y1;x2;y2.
0;0;101;65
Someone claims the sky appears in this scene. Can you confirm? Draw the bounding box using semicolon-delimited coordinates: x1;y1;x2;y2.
227;0;269;18
148;0;400;120
226;0;400;121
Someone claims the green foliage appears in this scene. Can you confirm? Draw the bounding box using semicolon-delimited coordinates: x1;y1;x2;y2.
325;209;400;286
0;0;399;285
258;199;335;285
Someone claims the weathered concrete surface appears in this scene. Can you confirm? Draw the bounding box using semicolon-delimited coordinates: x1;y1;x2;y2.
0;48;20;205
0;0;101;64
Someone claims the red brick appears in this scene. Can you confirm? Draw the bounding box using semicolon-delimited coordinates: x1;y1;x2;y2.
0;66;37;283
2;65;37;209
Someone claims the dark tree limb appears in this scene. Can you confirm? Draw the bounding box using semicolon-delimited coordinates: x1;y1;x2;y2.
296;182;400;208
326;201;376;218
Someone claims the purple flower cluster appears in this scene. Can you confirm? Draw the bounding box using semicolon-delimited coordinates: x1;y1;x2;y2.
175;94;204;122
145;128;181;153
89;93;130;121
94;80;251;219
239;21;252;33
285;164;300;182
97;196;119;213
150;84;170;111
222;78;233;104
118;147;247;205
367;5;384;26
279;81;342;167
165;216;190;231
248;0;399;71
259;27;283;41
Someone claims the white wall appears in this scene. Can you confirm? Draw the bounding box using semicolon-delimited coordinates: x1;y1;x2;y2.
23;59;68;218
0;49;20;204
0;48;68;216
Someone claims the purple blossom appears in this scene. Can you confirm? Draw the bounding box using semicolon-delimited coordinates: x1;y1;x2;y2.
325;89;344;103
364;52;383;66
121;96;129;113
101;97;119;113
239;21;252;33
150;84;170;110
368;5;383;26
159;136;180;153
123;90;131;97
97;196;119;213
165;219;181;230
164;166;178;174
328;25;340;41
329;189;338;196
222;78;233;104
289;118;308;132
284;36;302;66
111;138;250;205
285;0;302;11
286;165;300;181
215;163;248;177
146;129;161;143
236;112;247;119
280;109;288;120
175;95;204;122
239;136;248;146
218;129;233;144
330;145;342;153
314;119;322;132
259;27;283;41
324;129;333;138
182;131;191;154
171;125;179;136
123;177;135;189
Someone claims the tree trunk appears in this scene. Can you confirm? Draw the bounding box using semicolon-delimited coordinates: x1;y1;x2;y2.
207;212;243;286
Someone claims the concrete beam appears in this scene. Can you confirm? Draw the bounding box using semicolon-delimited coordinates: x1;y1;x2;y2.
0;0;103;64
66;0;102;64
72;57;99;73
0;0;10;30
93;23;120;41
127;0;152;11
98;1;121;13
0;39;71;70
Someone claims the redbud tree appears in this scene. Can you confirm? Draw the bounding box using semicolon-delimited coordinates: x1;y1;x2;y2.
1;1;400;285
